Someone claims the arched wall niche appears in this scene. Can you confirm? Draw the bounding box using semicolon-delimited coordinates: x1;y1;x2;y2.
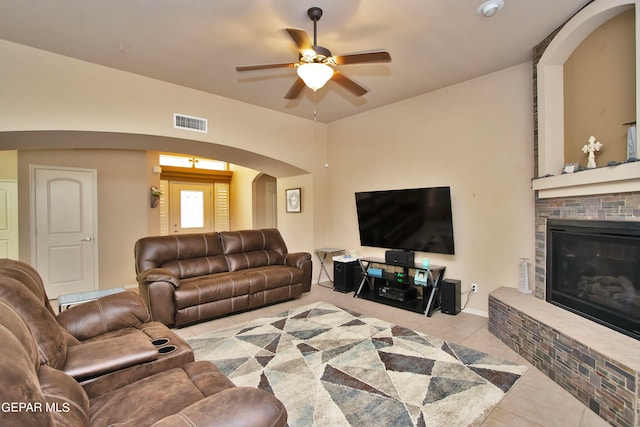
536;0;637;177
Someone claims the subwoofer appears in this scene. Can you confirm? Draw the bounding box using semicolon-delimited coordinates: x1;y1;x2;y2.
334;260;359;293
440;278;461;315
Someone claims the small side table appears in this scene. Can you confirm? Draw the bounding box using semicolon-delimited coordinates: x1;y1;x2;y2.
58;287;126;312
315;248;345;284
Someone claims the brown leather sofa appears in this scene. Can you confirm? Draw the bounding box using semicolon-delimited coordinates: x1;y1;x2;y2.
0;286;287;426
135;228;312;327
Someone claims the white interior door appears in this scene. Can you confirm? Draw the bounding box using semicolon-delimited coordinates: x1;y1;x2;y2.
170;182;213;234
33;167;98;298
0;180;19;259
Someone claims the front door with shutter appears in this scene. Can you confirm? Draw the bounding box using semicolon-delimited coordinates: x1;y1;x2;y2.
169;182;213;234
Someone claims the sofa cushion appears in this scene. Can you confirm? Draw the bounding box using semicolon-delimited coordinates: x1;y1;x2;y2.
0;276;68;370
242;265;305;292
174;265;302;310
162;255;229;279
38;365;91;426
175;272;251;310
151;387;288;427
225;249;284;272
221;229;287;271
0;332;57;426
57;290;151;340
89;361;231;426
0;259;57;316
0;300;39;369
135;233;228;279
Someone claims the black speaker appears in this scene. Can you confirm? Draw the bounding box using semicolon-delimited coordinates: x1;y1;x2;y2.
334;260;359;293
384;250;415;267
440;279;461;315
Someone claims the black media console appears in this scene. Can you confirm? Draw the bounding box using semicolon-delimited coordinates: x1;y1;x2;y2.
353;257;446;317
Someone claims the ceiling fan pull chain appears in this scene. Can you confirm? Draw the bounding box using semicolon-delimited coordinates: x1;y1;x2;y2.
313;91;318;123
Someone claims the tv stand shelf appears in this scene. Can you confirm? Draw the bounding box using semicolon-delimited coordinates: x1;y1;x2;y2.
354;257;446;317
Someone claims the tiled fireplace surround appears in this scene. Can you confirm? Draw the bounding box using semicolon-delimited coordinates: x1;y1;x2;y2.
489;194;640;427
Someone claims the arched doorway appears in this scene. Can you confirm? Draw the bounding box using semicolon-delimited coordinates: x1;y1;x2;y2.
253;173;277;229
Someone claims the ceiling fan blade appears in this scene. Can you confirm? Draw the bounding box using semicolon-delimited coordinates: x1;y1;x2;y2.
284;78;306;99
236;63;296;72
332;71;367;97
285;28;313;51
333;51;391;66
285;28;313;50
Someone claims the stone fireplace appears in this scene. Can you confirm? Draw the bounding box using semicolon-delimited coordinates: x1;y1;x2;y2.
489;193;640;427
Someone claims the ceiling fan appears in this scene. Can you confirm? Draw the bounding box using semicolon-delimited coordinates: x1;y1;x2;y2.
235;6;391;99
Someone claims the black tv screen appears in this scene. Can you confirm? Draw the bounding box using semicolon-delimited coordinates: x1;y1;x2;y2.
354;187;455;254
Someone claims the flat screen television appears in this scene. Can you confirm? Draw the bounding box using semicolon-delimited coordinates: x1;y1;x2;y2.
354;187;455;254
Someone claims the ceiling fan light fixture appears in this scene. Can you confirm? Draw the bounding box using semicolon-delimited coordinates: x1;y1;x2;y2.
477;0;504;17
297;62;334;91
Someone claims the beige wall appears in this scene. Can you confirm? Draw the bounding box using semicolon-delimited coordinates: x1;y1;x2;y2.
228;163;259;231
0;38;538;314
564;9;636;165
278;174;315;254
146;151;162;236
328;63;536;314
17;149;148;288
0;151;17;179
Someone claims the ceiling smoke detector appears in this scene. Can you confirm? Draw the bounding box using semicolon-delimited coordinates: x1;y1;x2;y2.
477;0;504;17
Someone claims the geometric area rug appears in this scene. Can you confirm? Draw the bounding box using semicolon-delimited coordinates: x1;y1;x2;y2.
187;302;527;427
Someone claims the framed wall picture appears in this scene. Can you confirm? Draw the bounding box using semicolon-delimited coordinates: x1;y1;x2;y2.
286;188;301;213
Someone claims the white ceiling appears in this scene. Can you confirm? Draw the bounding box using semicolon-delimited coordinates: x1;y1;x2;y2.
0;0;590;123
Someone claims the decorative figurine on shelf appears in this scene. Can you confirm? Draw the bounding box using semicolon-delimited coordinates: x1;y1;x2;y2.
582;135;603;169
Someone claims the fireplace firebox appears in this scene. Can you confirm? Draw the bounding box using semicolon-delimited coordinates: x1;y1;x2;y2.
546;219;640;340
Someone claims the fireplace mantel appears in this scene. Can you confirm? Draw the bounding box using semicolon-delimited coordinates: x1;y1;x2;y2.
532;161;640;199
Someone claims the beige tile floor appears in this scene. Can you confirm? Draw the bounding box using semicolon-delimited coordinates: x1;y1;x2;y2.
173;283;611;427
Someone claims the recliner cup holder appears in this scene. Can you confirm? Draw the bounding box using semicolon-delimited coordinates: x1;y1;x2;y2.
151;338;170;347
158;345;177;355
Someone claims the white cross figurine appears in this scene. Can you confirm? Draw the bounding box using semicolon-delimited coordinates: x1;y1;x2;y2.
582;136;603;169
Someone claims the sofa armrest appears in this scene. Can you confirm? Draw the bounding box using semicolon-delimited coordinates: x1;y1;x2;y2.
138;280;178;327
284;252;312;292
283;252;311;269
57;291;151;341
150;387;287;427
137;268;181;288
63;334;159;381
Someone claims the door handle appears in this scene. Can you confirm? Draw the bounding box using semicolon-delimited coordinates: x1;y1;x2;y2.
81;237;93;242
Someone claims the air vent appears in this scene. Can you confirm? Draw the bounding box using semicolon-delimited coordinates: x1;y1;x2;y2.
174;113;207;133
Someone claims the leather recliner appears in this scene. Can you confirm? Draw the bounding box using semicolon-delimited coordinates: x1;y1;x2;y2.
0;259;193;398
0;293;287;426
